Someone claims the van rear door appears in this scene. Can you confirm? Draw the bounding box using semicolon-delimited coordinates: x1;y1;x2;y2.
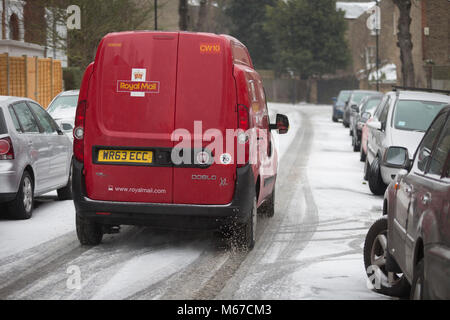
173;34;237;205
84;32;178;203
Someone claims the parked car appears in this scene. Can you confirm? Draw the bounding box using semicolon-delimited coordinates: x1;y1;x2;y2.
0;96;73;219
364;105;450;299
47;90;79;141
72;31;289;249
365;89;450;195
343;90;378;128
361;98;384;163
351;94;383;153
332;90;351;122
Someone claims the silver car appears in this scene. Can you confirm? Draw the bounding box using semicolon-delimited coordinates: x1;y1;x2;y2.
47;90;79;141
0;96;73;219
365;89;450;195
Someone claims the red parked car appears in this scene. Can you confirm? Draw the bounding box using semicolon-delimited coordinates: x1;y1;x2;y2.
72;31;289;249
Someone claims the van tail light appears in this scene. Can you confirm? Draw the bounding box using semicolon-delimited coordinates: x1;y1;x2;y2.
237;105;250;167
73;100;87;162
0;137;14;160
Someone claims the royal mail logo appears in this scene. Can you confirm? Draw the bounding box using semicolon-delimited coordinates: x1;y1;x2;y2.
117;81;160;93
117;68;160;97
200;43;221;54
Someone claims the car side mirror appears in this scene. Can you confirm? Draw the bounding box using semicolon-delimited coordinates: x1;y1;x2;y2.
383;146;411;170
351;104;358;112
367;120;382;131
361;112;371;121
270;114;289;134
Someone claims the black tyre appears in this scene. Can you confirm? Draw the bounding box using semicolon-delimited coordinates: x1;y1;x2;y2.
76;213;103;246
234;197;257;251
411;259;427;300
7;171;34;220
258;188;275;218
353;136;360;152
363;217;410;297
332;116;338;123
364;158;370;181
368;157;387;195
57;161;73;200
349;128;353;136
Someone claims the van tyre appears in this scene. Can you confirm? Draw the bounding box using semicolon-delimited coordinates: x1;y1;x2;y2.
368;157;387;195
76;213;103;246
411;259;427;300
57;161;73;200
258;188;275;218
7;171;34;220
363;217;410;297
234;197;257;250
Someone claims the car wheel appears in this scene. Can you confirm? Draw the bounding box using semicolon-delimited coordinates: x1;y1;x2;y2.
332;116;338;123
411;259;427;300
76;213;103;246
57;161;73;200
368;157;387;195
258;188;275;218
234;196;257;251
360;145;366;162
364;158;370;181
349;128;353;136
363;217;410;297
7;171;34;220
353;137;360;152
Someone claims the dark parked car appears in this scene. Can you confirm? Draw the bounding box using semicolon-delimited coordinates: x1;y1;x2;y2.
343;90;378;128
332;90;351;122
350;94;383;152
364;105;450;299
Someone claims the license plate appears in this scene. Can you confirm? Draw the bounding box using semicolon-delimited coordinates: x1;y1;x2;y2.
97;149;153;164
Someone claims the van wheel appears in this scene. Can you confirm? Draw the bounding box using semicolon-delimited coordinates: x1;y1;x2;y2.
76;213;103;246
7;171;34;220
57;161;73;200
258;188;275;218
368;157;387;195
411;259;427;300
234;197;257;251
363;217;410;297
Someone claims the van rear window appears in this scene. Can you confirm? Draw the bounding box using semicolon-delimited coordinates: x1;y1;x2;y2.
0;109;7;134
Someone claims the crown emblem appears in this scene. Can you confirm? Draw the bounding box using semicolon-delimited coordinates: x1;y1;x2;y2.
134;72;144;80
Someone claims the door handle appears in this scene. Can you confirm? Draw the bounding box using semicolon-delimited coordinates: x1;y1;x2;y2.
422;193;432;205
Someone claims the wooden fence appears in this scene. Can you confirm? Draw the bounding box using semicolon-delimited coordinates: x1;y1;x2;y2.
0;53;63;108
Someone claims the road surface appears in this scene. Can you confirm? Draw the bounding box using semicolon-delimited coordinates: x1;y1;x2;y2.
0;104;389;300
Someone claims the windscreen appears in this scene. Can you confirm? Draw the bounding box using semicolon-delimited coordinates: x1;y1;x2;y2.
362;97;382;114
393;100;448;132
337;91;350;103
47;95;78;114
351;92;374;105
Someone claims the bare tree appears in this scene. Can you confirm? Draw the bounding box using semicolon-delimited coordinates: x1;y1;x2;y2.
195;0;209;31
179;0;189;30
393;0;415;87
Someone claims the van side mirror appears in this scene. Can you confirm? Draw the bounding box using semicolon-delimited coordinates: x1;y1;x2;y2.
351;104;358;112
361;112;371;121
383;146;410;170
270;114;289;134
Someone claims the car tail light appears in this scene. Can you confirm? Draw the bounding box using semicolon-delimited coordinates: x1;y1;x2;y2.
237;105;250;167
73;100;87;162
0;137;14;160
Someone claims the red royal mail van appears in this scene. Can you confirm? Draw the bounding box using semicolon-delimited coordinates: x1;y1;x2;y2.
72;31;289;249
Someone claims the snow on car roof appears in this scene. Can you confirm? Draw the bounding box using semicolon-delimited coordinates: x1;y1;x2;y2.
397;90;450;103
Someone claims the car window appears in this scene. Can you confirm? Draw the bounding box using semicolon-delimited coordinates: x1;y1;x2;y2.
428;118;450;177
0;109;7;134
12;102;40;133
28;102;56;134
351;92;372;105
8;106;22;132
393;100;447;132
415;112;447;173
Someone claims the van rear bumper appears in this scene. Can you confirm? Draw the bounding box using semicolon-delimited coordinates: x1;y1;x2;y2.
72;160;255;229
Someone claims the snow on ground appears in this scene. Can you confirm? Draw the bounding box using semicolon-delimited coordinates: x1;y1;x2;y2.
0;192;75;259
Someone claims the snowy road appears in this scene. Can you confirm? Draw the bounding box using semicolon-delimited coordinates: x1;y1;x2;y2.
0;104;389;300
